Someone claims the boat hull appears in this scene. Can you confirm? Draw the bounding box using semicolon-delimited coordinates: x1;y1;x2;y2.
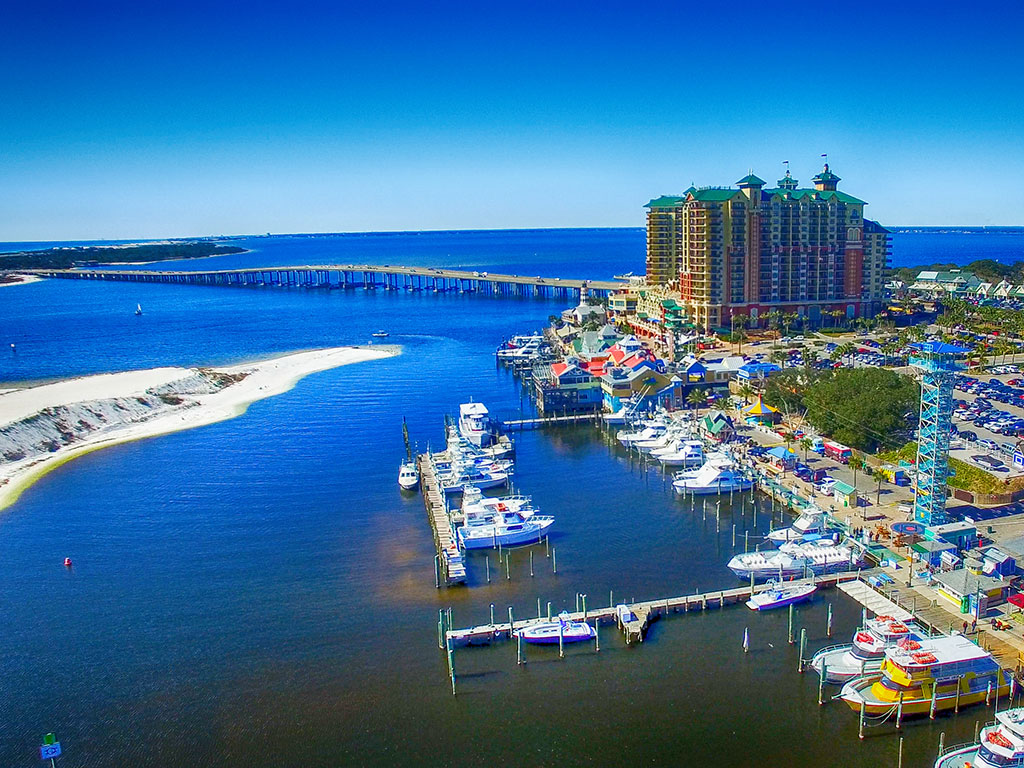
515;624;595;644
746;585;816;610
933;746;979;768
810;647;882;684
841;681;1012;716
458;518;554;549
674;480;753;495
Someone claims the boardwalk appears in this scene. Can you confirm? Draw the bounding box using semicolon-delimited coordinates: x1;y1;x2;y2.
23;264;624;300
500;414;601;430
417;454;466;586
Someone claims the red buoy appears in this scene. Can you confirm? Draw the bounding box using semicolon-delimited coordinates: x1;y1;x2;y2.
64;557;72;567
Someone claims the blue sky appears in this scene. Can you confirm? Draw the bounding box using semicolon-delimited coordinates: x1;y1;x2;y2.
2;1;1022;240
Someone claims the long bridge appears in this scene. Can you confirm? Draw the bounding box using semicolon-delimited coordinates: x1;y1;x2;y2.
22;264;625;300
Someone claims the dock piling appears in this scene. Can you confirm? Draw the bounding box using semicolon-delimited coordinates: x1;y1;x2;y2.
547;601;552;621
929;683;938;719
552;548;557;574
743;627;749;654
858;701;866;740
818;662;827;705
505;553;511;581
896;693;903;729
798;628;807;672
897;736;904;768
434;555;441;589
489;603;495;626
486;555;490;583
826;603;833;638
530;551;534;577
938;732;945;760
788;604;795;644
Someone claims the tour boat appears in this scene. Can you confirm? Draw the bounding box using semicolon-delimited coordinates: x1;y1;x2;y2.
767;509;837;544
458;402;494;447
372;330;389;338
810;615;926;684
840;634;1011;717
653;439;705;468
397;461;419;490
934;706;1024;767
727;541;861;581
672;456;753;495
516;612;596;644
746;580;817;610
457;508;554;549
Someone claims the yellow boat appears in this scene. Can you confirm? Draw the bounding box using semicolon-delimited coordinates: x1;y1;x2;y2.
840;634;1011;716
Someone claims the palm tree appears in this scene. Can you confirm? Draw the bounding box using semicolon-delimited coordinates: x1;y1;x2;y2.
872;466;885;506
849;453;864;517
798;436;812;462
732;314;750;354
687;388;705;418
803;348;819;372
738;382;755;405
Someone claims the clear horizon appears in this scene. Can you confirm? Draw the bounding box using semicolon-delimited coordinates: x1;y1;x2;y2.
3;2;1023;240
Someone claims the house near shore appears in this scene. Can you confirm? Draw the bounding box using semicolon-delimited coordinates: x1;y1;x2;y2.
534;358;603;414
699;410;735;443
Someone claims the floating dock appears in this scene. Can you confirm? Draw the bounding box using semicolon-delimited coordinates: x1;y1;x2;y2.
418;453;466;586
445;569;870;648
500;414;601;431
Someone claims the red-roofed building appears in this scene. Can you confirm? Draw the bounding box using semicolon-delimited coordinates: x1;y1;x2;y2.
534;358;603;414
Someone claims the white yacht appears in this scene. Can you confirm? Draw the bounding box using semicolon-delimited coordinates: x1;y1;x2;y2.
446;425;514;460
653;439;704;468
634;427;685;454
457;507;554;549
397;461;419;490
935;707;1024;767
460;487;536;520
810;615;924;684
496;340;544;361
768;509;835;544
458;402;493;448
727;540;861;581
617;423;667;447
672;455;753;495
436;461;509;495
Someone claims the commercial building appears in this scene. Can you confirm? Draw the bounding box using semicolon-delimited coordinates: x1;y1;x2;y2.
643;163;890;331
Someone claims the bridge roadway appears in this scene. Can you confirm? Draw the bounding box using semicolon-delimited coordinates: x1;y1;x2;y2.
21;264;625;299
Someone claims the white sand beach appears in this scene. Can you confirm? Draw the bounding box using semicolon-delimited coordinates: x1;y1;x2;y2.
0;345;399;510
0;274;44;287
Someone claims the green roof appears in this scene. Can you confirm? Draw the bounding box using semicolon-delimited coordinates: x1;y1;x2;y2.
832;481;856;495
645;195;685;209
688;187;741;202
662;299;683;310
812;170;842;183
736;174;766;186
765;188;865;205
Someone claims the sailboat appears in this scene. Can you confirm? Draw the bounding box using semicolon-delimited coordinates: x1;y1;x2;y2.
135;304;143;316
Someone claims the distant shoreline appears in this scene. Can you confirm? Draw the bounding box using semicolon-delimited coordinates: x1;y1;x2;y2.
0;345;400;511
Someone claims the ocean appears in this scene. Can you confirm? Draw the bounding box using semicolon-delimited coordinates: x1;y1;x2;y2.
1;228;1021;766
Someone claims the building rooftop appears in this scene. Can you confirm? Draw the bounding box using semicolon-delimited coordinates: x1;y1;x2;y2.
934;568;1007;597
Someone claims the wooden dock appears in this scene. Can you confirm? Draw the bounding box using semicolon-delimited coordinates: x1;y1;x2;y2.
417;453;466;586
500;414;601;431
444;569;869;648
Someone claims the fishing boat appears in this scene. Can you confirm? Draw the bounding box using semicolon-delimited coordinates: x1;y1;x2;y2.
135;303;142;316
515;611;595;644
840;634;1011;717
435;459;509;494
457;507;554;549
446;426;514;459
617;423;667;447
672;455;753;495
810;615;925;684
767;509;837;544
934;706;1024;767
460;487;536;520
746;580;817;610
727;540;861;581
653;439;704;468
398;461;419;490
372;330;389;338
458;402;494;447
603;404;633;425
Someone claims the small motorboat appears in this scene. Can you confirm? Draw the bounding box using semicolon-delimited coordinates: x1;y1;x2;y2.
398;461;419;490
515;612;596;645
372;330;389;338
746;580;817;611
135;303;143;316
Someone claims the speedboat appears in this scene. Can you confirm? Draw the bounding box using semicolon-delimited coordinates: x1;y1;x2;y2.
618;423;667;447
457;508;554;549
767;509;838;544
672;455;753;495
727;541;861;581
934;707;1024;767
458;402;494;447
398;461;419;490
515;612;595;644
810;615;924;684
654;439;704;468
746;580;817;610
841;634;1011;717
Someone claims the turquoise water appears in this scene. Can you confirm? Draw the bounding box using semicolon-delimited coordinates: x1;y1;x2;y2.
0;230;1006;766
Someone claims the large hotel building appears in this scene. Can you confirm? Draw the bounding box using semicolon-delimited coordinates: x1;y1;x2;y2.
642;164;890;333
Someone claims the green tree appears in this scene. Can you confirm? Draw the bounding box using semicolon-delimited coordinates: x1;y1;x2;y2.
687;388;705;416
738;382;754;405
798;436;812;462
871;466;886;506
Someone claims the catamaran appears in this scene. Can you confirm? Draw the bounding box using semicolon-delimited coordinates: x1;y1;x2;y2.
840;634;1011;717
727;540;860;581
810;615;926;684
934;706;1024;767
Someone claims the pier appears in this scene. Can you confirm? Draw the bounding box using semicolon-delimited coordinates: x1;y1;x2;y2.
418;453;466;586
499;413;601;431
444;569;869;649
23;264;624;300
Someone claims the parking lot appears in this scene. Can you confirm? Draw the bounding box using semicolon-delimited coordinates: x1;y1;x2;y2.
951;368;1024;478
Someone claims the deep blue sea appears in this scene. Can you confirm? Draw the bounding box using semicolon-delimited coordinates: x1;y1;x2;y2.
1;228;1017;767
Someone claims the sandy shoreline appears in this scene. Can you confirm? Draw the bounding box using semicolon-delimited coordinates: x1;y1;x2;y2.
0;274;43;288
0;345;399;511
